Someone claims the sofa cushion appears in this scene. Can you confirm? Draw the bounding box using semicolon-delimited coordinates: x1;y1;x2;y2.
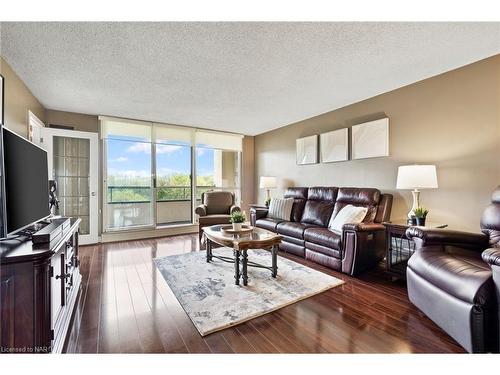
332;187;381;223
300;187;338;226
284;187;309;222
304;227;342;250
256;218;283;232
276;222;316;239
305;241;341;259
408;250;492;305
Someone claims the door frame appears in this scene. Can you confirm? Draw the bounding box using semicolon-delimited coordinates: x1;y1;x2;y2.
41;128;99;245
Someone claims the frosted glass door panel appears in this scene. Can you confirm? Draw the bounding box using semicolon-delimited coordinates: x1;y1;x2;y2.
53;136;91;234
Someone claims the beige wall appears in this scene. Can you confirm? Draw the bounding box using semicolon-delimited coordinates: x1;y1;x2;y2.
241;136;255;214
1;56;46;137
46;109;99;133
255;55;500;232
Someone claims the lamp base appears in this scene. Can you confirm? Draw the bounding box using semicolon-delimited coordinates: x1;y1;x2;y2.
407;189;421;219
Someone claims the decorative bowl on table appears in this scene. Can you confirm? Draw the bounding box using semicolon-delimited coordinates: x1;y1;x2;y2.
220;224;254;235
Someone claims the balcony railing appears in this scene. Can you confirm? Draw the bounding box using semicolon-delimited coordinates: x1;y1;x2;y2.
107;185;216;204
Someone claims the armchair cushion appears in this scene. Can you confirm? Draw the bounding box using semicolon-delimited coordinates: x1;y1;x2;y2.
198;214;231;226
408;250;492;305
482;248;500;266
406;227;489;251
204;191;234;215
195;204;207;216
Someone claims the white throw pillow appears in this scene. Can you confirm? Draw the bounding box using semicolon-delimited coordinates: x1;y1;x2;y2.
329;204;368;234
268;197;294;221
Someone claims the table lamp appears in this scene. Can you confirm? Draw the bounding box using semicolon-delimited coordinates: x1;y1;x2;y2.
396;165;438;220
259;176;277;206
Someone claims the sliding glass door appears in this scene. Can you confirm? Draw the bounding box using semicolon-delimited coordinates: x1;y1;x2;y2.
101;118;243;232
103;120;154;230
154;125;193;225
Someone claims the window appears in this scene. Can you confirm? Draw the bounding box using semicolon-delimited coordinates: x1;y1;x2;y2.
102;119;153;230
100;117;243;232
195;131;243;204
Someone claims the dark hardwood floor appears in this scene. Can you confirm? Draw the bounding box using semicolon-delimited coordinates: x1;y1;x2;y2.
65;234;465;353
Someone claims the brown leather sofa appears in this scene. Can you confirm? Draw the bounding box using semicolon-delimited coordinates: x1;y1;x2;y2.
195;191;240;241
406;186;500;353
250;186;393;276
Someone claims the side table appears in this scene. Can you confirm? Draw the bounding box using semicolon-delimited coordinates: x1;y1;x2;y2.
384;220;448;280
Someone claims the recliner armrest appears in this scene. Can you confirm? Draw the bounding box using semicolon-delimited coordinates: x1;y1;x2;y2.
230;205;241;214
252;207;269;220
343;223;385;232
406;227;489;251
341;222;386;276
482;248;500;266
195;204;207;216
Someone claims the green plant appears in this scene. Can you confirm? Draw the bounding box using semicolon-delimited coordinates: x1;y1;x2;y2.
229;210;246;224
414;207;429;218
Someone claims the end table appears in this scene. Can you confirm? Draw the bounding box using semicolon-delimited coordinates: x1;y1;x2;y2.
384;220;447;280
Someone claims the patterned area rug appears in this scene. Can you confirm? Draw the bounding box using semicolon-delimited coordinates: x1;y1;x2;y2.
154;248;344;336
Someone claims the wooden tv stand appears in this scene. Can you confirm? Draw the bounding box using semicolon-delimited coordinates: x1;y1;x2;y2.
0;217;81;353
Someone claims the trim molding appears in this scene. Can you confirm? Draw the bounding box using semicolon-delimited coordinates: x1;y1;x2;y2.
101;224;199;243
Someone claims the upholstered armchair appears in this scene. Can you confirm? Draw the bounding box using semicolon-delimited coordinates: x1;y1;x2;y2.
195;191;240;242
405;186;500;353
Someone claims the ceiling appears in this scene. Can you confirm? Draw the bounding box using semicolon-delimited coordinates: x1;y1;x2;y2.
1;22;499;136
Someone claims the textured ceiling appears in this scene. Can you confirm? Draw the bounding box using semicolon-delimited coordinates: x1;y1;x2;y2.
1;22;499;135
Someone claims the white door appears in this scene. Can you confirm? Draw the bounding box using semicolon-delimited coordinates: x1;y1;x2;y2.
28;111;45;147
41;128;99;244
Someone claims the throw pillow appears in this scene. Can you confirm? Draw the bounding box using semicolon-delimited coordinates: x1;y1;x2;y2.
268;197;294;221
329;204;368;234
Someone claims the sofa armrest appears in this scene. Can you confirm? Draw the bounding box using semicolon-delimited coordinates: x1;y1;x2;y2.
343;223;385;232
253;208;269;220
482;248;500;266
341;223;386;276
250;207;268;226
230;205;241;214
406;227;489;251
195;204;207;216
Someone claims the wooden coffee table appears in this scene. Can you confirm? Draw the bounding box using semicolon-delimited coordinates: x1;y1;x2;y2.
202;225;282;286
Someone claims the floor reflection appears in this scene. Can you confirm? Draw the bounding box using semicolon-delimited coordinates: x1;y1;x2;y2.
68;234;466;354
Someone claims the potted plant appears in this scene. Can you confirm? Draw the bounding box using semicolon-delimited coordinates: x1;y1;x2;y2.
265;197;272;207
230;210;246;231
414;207;429;226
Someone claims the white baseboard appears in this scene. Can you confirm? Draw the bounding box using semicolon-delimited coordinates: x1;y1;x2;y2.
101;224;199;243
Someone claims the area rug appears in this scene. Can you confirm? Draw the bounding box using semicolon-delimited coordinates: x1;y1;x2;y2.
154;248;344;336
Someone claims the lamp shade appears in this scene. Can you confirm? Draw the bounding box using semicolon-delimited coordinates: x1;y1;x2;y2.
259;176;277;189
396;165;438;189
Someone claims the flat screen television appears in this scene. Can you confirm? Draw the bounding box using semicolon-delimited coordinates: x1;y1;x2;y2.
1;127;50;236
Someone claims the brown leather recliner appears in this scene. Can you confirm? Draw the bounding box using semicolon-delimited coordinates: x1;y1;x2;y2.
406;186;500;353
251;186;393;276
195;191;240;242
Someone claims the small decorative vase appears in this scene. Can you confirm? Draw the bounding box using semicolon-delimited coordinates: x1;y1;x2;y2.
415;217;426;226
232;223;242;231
